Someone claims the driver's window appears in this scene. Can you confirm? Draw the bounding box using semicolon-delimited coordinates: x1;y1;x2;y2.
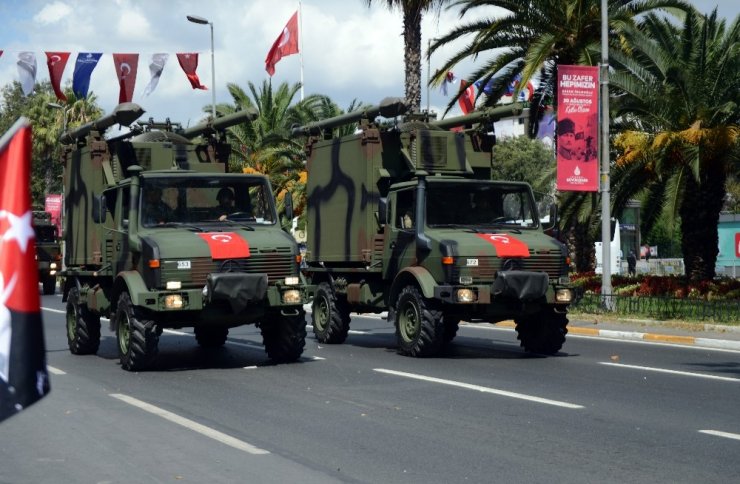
395;190;415;230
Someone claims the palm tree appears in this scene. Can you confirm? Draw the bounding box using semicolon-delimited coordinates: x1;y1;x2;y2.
610;9;740;281
364;0;449;110
216;80;363;226
429;0;692;121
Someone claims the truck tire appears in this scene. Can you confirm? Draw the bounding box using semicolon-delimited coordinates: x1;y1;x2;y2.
312;282;351;344
515;308;568;355
42;275;56;295
392;285;444;357
115;292;159;371
443;316;461;344
195;326;229;348
66;287;101;355
261;309;307;363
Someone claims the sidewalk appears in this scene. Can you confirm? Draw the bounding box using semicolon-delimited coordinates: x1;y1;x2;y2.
494;315;740;351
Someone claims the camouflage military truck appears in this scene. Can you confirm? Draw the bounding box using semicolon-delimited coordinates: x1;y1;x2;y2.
60;103;311;371
33;210;61;295
292;98;573;357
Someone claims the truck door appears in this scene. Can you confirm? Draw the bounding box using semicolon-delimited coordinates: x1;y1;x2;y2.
384;188;417;279
110;186;130;274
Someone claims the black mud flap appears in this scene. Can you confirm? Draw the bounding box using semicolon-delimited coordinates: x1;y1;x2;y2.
492;271;549;301
206;273;268;313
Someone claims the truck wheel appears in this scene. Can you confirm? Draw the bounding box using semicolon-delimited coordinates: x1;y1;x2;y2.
443;317;461;344
312;282;350;344
393;285;444;357
195;327;229;348
515;308;568;355
115;292;159;371
261;309;307;363
66;287;101;355
42;275;56;295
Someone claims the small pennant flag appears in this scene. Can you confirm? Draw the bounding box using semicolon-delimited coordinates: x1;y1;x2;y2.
72;53;102;99
143;53;169;96
16;52;37;97
45;52;71;102
113;53;139;103
176;53;207;90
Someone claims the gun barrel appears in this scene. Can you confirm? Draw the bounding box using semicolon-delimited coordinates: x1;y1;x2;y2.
292;97;408;137
180;108;258;139
60;103;145;145
432;103;524;130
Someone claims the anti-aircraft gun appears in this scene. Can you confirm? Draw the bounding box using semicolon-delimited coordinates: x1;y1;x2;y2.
293;98;573;357
61;103;311;371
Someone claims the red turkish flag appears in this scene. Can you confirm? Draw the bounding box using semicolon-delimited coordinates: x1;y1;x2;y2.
113;53;139;103
476;233;531;258
265;11;299;76
458;79;475;114
197;233;251;260
176;53;207;90
45;52;70;102
0;119;50;423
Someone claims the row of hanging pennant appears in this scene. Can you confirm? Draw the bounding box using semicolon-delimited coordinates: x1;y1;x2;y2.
1;50;207;104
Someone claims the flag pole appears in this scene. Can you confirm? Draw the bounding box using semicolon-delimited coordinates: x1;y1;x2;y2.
299;0;304;101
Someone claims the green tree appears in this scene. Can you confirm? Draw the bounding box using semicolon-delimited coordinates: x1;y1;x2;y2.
429;0;691;119
610;9;740;281
0;81;101;204
216;80;363;227
491;135;555;191
364;0;449;110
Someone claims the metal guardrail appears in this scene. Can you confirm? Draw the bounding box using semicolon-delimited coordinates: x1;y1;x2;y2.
570;292;740;323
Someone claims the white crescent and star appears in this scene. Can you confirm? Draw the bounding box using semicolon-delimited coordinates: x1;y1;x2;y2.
50;54;61;65
0;210;35;253
120;62;131;77
487;235;511;244
210;234;233;243
278;28;291;47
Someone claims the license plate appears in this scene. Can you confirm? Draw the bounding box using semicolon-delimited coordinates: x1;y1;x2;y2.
177;260;191;269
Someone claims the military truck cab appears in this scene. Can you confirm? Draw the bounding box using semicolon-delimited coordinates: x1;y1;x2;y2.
61;103;311;371
294;98;572;357
32;210;61;295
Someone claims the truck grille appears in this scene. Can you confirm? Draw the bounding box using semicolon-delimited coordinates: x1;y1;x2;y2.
161;249;296;287
451;250;563;284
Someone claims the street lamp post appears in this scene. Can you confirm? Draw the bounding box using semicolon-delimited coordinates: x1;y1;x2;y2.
47;102;69;132
187;14;217;120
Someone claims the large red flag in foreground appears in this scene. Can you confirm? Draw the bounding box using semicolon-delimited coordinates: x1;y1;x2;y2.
0;119;50;423
556;65;599;192
265;11;299;76
177;53;207;90
45;51;71;102
113;53;139;103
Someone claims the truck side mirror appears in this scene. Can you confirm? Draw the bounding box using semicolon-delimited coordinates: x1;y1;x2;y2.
377;198;387;225
284;191;294;221
92;194;107;224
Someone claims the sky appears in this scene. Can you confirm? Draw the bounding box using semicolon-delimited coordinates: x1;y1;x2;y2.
0;0;736;131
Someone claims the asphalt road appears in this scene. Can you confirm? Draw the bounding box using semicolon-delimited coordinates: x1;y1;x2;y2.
2;293;739;483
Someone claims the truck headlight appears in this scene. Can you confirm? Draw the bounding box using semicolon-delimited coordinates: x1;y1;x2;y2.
50;262;58;270
166;281;182;290
282;289;301;304
455;288;476;303
555;289;572;303
164;294;184;309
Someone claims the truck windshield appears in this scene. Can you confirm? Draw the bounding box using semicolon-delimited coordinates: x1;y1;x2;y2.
426;182;538;229
140;177;276;228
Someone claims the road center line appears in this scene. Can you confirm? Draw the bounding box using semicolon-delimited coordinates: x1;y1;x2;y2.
373;368;583;409
699;430;740;441
109;393;269;455
599;362;740;382
47;366;66;375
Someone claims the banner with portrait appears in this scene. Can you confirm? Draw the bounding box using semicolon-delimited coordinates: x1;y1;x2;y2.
556;65;599;192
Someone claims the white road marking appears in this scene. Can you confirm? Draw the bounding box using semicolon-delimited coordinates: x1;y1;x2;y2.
699;430;740;441
348;330;369;335
109;393;269;455
42;307;64;314
163;329;188;336
599;362;740;382
373;368;584;409
47;366;66;375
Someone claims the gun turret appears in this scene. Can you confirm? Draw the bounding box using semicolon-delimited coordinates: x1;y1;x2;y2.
291;97;408;137
60;102;145;145
180;108;259;139
431;103;524;131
